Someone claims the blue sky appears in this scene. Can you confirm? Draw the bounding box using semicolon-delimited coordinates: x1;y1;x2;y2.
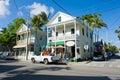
0;0;120;48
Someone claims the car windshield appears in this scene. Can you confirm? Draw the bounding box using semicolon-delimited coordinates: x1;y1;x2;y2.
2;52;8;56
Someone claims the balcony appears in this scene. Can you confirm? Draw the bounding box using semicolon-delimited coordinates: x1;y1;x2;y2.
17;38;35;45
48;34;80;42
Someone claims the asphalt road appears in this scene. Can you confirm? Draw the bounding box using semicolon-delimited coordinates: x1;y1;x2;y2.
0;54;120;80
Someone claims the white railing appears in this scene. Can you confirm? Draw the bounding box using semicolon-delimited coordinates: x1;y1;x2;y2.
17;38;35;45
65;34;76;40
48;34;80;42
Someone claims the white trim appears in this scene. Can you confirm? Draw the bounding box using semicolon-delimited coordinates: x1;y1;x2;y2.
47;12;76;25
13;45;26;48
47;19;75;28
74;20;77;59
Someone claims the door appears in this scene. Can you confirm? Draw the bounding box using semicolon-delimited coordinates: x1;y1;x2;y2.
71;46;75;58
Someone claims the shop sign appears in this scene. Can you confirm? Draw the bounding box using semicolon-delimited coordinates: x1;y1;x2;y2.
66;41;75;46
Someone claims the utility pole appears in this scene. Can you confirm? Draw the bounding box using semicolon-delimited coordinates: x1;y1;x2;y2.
26;10;30;60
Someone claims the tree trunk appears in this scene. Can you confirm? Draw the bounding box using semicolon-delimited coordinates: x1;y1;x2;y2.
7;45;11;53
34;28;39;54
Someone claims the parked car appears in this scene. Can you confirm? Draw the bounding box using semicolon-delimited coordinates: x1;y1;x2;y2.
0;52;15;60
30;52;60;64
107;51;114;57
93;52;105;61
93;55;105;61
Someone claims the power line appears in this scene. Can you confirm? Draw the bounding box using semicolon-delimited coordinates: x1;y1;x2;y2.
109;15;120;28
51;0;73;17
13;0;19;11
97;6;120;13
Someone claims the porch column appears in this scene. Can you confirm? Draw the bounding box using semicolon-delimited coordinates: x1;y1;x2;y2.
74;20;77;60
47;27;48;44
64;24;66;54
55;26;56;54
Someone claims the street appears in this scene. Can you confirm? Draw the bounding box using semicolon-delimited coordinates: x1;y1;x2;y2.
0;53;120;80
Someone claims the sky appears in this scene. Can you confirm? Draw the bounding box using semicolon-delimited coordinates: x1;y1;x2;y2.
0;0;120;48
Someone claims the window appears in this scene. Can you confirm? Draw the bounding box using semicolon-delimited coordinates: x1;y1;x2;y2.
82;28;84;35
71;28;74;34
77;48;80;54
58;16;61;22
56;32;58;36
91;47;92;52
30;45;34;51
40;36;43;40
21;34;24;40
17;35;20;40
86;32;88;37
90;33;93;39
63;30;65;34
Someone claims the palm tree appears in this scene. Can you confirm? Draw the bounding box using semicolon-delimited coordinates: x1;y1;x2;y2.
81;13;107;42
115;26;120;40
31;12;48;54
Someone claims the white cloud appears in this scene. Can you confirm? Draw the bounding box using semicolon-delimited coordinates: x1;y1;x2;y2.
0;0;10;17
17;11;23;17
50;7;54;14
27;2;54;17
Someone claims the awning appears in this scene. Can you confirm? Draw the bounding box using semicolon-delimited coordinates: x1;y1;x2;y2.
47;41;64;46
56;45;65;48
47;45;65;48
13;45;26;48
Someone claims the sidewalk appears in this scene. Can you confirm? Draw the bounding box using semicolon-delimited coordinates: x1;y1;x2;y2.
68;59;120;68
68;53;120;68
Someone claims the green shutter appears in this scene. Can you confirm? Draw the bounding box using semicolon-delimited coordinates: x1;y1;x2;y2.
58;16;61;22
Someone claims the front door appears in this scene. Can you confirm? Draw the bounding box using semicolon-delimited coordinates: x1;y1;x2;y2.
71;45;75;58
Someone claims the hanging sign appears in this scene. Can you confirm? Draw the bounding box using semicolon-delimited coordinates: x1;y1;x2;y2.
66;41;75;46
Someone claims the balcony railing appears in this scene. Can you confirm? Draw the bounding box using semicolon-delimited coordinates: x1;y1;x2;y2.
17;38;35;45
48;34;80;42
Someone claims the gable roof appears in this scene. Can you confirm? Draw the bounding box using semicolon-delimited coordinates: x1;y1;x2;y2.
47;12;76;25
16;24;35;34
17;24;27;33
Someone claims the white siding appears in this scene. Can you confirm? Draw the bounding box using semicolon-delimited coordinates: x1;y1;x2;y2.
17;24;27;33
50;12;74;25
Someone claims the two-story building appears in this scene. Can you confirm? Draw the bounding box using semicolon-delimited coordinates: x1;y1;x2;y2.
13;24;46;60
46;12;93;60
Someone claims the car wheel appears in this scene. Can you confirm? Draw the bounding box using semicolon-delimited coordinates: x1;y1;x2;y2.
44;59;48;65
31;58;36;63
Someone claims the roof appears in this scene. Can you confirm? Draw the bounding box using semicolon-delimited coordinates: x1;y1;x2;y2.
47;12;76;25
16;24;35;34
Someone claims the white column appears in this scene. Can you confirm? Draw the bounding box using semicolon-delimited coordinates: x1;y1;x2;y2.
64;24;65;40
64;24;66;54
55;26;56;54
47;27;48;45
74;20;77;60
55;26;56;41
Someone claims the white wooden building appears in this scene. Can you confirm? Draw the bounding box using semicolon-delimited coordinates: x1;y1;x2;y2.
46;12;93;60
13;24;46;60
